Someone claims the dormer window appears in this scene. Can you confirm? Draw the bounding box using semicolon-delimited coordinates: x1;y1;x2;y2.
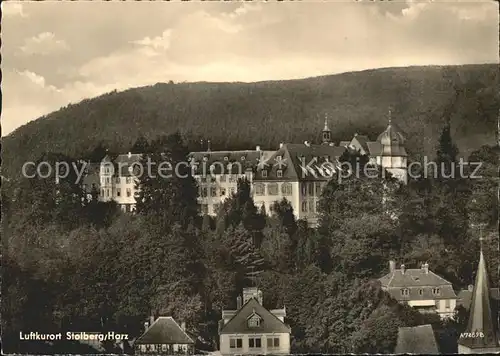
419;289;423;296
276;155;282;161
241;156;246;161
277;170;283;178
248;314;261;328
203;156;208;161
262;170;268;178
224;156;229;161
401;288;409;296
432;288;440;296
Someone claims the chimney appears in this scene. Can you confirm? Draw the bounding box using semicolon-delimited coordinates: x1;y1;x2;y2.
144;321;149;331
150;315;155;325
256;145;260;151
389;260;396;273
400;264;405;274
279;142;284;149
422;262;429;274
181;321;186;331
257;290;263;305
207;140;211;152
128;152;132;158
236;295;242;309
468;284;474;292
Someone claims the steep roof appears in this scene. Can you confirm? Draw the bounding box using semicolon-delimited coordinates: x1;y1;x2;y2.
379;267;457;300
394;325;439;354
219;298;291;335
458;251;500;349
188;150;271;175
253;143;346;182
135;317;194;345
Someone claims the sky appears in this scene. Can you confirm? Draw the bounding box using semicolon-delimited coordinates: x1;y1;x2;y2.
2;0;498;136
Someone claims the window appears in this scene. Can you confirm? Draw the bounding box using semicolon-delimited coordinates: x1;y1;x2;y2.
213;203;220;214
210;187;217;197
161;344;167;352
248;314;261;328
255;183;265;196
126;188;131;197
267;337;280;348
268;183;279;195
301;201;307;212
220;187;227;196
241;156;246;161
315;182;322;196
115;177;121;183
101;189;104;196
116;188;121;197
210;175;216;183
301;183;307;196
277;170;283;178
281;183;292;196
224;156;229;161
220;174;226;182
245;171;252;180
201;204;208;214
316;201;320;211
276;155;282;161
230;187;236;194
419;289;423;296
261;170;268;178
201;177;207;183
445;299;450;309
308;182;314;196
140;345;146;352
229;175;236;183
106;177;111;184
309;201;315;213
401;288;409;296
106;189;110;197
201;187;208;197
248;337;262;349
126;177;131;184
230;338;242;349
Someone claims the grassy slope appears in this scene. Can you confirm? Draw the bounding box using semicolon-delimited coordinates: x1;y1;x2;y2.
2;64;498;178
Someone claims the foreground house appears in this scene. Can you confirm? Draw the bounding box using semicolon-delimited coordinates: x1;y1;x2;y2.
379;261;457;319
219;287;291;355
135;316;194;355
458;249;500;354
394;324;439;354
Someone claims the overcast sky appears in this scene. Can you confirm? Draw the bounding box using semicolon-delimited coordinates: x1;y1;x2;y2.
2;0;498;136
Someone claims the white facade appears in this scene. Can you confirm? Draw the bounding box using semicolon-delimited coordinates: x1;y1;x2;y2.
219;333;290;356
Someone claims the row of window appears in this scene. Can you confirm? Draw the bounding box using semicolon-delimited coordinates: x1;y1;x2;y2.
100;188;133;198
260;169;283;178
301;182;324;197
254;183;292;196
200;187;236;198
139;344;188;353
400;287;441;296
199;173;251;183
229;337;280;349
301;200;320;213
101;177;134;185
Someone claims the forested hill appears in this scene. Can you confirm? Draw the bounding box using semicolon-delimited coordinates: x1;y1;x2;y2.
3;64;498;178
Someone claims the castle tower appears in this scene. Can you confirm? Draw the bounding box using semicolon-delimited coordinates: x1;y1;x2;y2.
322;114;332;144
376;109;408;183
458;246;500;353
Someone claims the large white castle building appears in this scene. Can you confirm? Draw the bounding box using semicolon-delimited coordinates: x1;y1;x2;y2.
92;117;407;226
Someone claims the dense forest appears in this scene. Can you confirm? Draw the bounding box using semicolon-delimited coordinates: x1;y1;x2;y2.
2;64;499;181
2;121;498;353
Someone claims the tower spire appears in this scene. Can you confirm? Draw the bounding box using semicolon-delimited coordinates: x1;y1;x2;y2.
388;107;392;125
324;113;329;131
321;113;332;144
